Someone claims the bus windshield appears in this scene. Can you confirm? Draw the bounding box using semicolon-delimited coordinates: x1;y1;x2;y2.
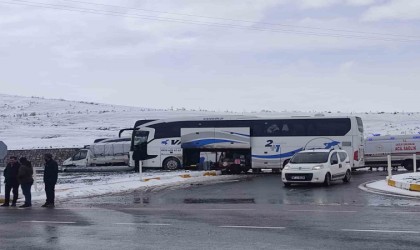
134;130;149;146
290;152;329;164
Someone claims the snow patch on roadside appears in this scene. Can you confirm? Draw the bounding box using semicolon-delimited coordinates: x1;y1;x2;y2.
0;170;228;202
391;173;420;184
366;179;420;197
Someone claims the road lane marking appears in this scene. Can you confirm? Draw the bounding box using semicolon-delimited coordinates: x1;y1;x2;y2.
115;223;172;226
341;229;420;234
122;208;255;211
22;221;76;224
54;208;102;210
288;210;357;213
219;226;285;230
202;209;256;211
389;212;420;214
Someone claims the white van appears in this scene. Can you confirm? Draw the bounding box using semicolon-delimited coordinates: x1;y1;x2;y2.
282;149;352;187
62;137;132;170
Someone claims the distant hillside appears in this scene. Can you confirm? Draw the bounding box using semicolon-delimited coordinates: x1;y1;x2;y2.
0;94;216;149
0;94;419;149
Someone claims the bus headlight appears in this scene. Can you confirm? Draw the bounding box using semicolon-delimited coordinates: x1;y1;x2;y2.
312;165;324;170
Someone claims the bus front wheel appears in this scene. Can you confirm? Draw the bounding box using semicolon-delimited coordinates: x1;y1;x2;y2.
163;157;181;171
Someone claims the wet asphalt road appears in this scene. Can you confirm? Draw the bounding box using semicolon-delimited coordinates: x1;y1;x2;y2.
1;170;420;250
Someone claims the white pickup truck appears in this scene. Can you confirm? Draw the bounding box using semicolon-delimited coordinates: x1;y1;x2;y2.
62;137;132;171
364;135;420;171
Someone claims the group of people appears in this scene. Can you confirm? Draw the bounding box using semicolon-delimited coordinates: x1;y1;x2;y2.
1;153;59;208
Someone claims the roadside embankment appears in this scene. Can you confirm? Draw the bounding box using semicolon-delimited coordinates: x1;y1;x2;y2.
1;170;224;204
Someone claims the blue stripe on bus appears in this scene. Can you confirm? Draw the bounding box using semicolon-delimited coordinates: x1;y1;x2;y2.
182;139;244;148
252;148;304;159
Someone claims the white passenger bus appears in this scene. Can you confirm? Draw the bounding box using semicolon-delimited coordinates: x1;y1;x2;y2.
129;115;365;172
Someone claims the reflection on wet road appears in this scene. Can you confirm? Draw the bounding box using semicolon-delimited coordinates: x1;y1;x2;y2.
78;170;420;207
1;170;420;250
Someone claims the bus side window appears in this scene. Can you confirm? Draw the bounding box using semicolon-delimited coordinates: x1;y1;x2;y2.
307;122;317;136
292;123;305;136
282;124;289;132
266;123;280;135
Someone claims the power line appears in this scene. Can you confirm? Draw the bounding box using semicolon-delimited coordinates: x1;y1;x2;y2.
1;0;419;43
57;0;420;40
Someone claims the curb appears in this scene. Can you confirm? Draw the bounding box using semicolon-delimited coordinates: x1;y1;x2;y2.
387;178;420;192
142;170;221;182
359;181;420;199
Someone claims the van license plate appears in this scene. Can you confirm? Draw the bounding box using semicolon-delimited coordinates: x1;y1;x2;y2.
292;176;305;180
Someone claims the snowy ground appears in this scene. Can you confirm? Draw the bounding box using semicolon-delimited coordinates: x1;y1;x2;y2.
1;94;420;149
0;170;230;203
366;179;420;198
391;172;420;184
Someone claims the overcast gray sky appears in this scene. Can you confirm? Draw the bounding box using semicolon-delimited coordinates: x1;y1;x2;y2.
1;0;420;112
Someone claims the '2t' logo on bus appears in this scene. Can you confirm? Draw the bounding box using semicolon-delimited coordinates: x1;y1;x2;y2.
265;140;281;152
161;139;181;146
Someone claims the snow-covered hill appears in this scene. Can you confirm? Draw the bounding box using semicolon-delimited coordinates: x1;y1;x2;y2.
1;94;419;149
0;94;216;149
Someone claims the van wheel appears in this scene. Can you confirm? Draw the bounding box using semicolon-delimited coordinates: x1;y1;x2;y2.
323;173;331;186
283;182;291;187
403;160;414;171
343;170;351;183
163;157;181;170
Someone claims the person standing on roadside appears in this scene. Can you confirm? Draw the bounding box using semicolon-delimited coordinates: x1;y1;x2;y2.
17;157;34;208
42;153;58;208
1;156;21;207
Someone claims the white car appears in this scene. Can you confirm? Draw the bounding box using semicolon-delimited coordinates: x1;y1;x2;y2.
282;149;352;187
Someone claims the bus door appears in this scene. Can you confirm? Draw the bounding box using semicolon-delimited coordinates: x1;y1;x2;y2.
354;117;365;167
132;128;156;162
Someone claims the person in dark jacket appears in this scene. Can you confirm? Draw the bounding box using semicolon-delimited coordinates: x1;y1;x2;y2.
1;156;21;207
42;153;58;208
17;157;34;208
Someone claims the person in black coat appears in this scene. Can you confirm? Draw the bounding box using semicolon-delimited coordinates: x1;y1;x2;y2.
42;153;58;208
1;156;21;207
17;157;34;208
